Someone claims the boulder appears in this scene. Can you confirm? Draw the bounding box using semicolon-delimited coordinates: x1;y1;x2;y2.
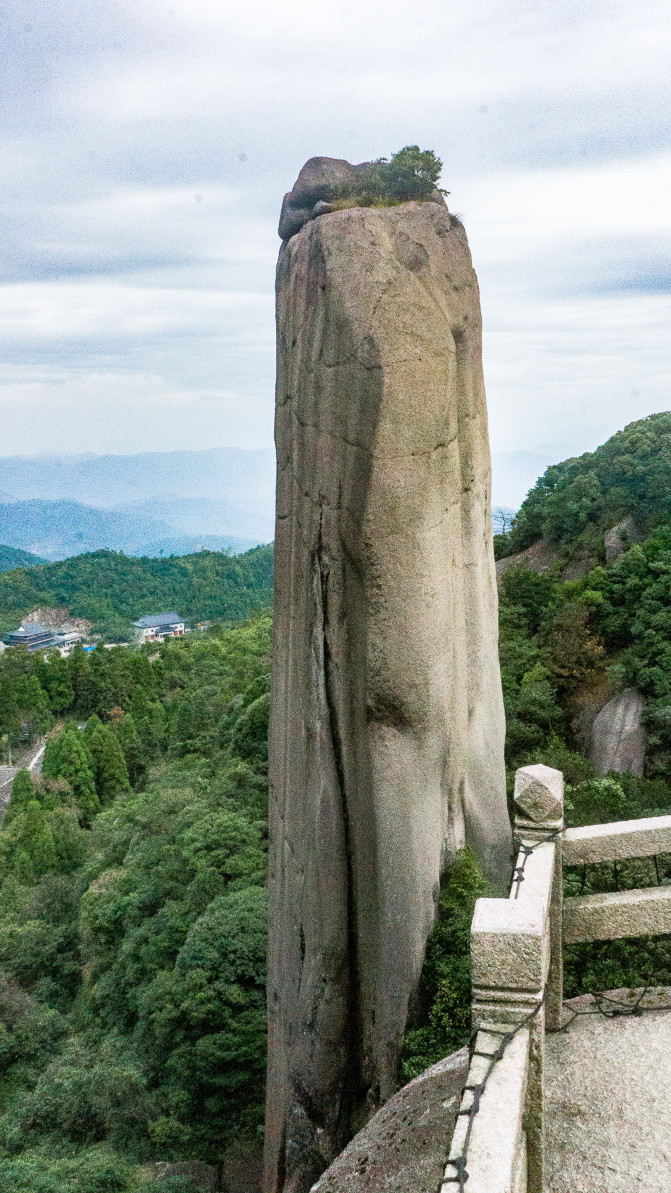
590;688;646;776
310;1048;469;1193
149;1147;262;1193
278;155;447;240
267;186;511;1192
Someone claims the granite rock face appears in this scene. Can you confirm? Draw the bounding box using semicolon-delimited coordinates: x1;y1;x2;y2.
604;515;639;565
309;1048;468;1193
591;688;646;776
267;176;511;1193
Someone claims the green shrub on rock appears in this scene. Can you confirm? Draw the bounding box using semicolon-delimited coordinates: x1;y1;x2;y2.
335;146;446;208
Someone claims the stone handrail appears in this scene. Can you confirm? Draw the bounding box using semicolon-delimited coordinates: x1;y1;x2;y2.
563;813;671;865
441;763;564;1193
440;769;671;1193
563;812;671;944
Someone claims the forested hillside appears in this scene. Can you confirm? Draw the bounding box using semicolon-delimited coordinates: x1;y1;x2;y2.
0;545;274;641
4;413;671;1188
402;414;671;1079
496;412;671;783
0;622;271;1191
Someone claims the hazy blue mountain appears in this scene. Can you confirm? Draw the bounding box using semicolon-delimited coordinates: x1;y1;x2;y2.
0;447;276;547
0;500;265;562
111;496;271;542
0;446;275;504
0;500;172;561
0;543;47;571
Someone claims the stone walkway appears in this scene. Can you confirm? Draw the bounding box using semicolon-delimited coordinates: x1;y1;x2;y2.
545;989;671;1192
0;741;46;824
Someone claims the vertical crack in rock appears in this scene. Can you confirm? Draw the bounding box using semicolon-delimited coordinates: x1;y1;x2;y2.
314;508;362;1142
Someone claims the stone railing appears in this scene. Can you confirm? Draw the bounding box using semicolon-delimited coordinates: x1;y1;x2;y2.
440;764;671;1193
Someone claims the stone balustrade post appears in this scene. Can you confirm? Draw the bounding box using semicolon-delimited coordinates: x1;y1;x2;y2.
467;763;563;1193
514;763;564;1030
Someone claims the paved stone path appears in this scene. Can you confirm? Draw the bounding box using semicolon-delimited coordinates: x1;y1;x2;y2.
0;741;46;824
545;989;671;1192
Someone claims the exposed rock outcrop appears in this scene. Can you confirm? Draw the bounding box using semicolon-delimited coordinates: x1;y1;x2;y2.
310;1048;468;1193
604;515;639;564
590;688;646;776
267;166;511;1193
495;538;597;584
495;539;560;581
24;607;92;635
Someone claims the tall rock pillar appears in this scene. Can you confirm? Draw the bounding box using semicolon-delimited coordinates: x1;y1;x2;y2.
266;160;512;1193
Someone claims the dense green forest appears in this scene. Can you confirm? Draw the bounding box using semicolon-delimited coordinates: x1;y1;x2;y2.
0;624;271;1190
0;546;274;641
4;412;671;1187
402;413;671;1078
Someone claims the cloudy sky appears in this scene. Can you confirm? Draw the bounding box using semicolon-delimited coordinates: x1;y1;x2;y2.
1;0;670;500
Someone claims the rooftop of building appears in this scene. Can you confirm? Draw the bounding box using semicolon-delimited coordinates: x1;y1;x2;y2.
132;612;183;629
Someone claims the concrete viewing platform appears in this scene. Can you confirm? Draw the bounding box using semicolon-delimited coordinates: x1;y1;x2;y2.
545;989;671;1193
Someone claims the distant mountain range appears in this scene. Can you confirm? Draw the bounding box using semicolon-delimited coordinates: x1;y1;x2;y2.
0;446;275;509
0;501;259;563
0;446;562;561
0;448;276;561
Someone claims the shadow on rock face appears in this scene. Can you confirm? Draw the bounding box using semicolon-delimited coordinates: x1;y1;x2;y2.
309;1048;468;1193
149;1148;262;1193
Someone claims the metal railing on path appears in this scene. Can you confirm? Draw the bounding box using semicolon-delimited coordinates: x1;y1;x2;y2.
439;764;671;1193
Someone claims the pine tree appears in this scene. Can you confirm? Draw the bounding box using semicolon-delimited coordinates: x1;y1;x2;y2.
83;714;103;743
135;699;167;762
5;799;58;881
0;675;21;747
14;675;53;737
36;653;74;713
87;724;131;803
112;713;144;784
68;642;94;714
89;647;114;715
42;728;100;821
4;767;35;826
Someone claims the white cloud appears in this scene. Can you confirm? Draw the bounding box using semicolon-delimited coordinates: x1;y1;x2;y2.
0;364;273;456
0;0;670;467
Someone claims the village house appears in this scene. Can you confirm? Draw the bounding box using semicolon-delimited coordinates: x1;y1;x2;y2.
132;612;186;643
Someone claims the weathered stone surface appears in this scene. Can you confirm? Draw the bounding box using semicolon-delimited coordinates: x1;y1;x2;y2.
495;540;559;582
278;155;447;240
149;1150;262;1192
494;539;597;584
604;515;639;564
563;883;671;943
472;898;546;993
513;764;563;824
545;989;671;1192
267;188;511;1191
590;687;646;776
310;1048;468;1193
444;1028;529;1193
471;843;554;995
563;813;671;865
25;606;92;635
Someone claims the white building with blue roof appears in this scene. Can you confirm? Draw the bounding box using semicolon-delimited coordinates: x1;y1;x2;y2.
132;612;185;643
